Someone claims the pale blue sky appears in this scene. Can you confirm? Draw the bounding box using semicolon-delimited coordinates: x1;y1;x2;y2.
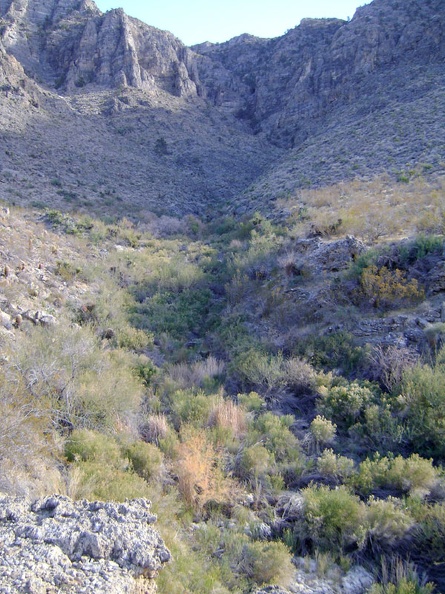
94;0;370;46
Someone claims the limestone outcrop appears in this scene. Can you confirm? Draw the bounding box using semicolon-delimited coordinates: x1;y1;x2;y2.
0;494;171;593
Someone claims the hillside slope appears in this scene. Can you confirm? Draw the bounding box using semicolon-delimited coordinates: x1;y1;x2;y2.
0;0;444;217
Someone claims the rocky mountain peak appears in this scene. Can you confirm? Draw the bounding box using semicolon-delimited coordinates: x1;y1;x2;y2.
0;0;444;217
0;0;201;95
195;0;445;148
0;0;98;25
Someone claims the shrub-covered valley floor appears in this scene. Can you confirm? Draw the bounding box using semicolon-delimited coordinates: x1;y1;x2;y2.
1;172;445;593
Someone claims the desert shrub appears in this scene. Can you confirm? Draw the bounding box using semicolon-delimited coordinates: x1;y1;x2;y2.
190;523;294;591
369;557;434;594
365;497;414;555
139;413;170;445
349;248;381;278
368;345;419;393
399;361;445;458
0;376;50;460
398;234;444;266
66;460;150;501
317;449;354;481
148;258;205;292
236;443;273;483
236;350;314;395
409;502;445;579
238;391;265;412
251;412;300;464
65;430;152;500
230;223;281;280
134;356;158;387
122;440;163;481
300;484;367;554
424;322;445;356
166;357;225;391
284;357;316;393
350;454;437;498
168;389;216;430
357;265;424;309
65;429;122;465
238;540;294;587
55;260;82;282
130;287;213;339
353;401;405;453
175;427;232;511
295;331;366;375
316;381;376;431
310;416;337;451
236;349;287;393
6;324;143;432
114;325;152;350
0;454;63;498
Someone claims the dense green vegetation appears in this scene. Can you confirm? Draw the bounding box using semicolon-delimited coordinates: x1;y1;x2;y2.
2;195;445;593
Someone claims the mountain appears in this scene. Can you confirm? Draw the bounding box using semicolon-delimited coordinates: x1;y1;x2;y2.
0;0;444;218
2;2;445;592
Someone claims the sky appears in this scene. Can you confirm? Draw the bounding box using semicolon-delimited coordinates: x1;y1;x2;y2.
94;0;369;46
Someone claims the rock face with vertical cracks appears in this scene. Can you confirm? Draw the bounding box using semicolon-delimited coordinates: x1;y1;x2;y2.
0;0;201;95
0;494;171;593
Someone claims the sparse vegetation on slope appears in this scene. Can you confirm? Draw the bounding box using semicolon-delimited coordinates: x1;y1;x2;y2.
1;179;445;591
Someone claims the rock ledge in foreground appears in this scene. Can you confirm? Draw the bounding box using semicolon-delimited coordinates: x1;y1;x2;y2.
0;494;171;593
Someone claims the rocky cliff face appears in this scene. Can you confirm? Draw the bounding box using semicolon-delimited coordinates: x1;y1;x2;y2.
0;0;200;95
0;494;170;593
194;0;445;148
0;0;444;216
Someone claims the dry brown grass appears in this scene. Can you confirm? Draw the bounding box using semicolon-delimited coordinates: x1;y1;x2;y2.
207;398;247;439
281;174;445;242
175;427;232;511
140;414;170;445
166;356;225;389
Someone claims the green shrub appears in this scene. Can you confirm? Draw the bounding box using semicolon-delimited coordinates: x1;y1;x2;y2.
301;484;367;554
67;460;150;501
65;430;153;501
55;260;82;282
65;429;122;464
317;449;354;481
398;235;444;266
295;332;366;374
237;444;272;482
310;416;337;450
236;349;286;393
240;540;294;587
236;350;314;395
252;412;300;463
347;398;405;455
238;391;265;412
369;557;434;594
316;381;375;430
168;389;215;430
130;287;213;340
409;502;445;573
115;326;152;350
400;361;445;458
350;453;437;498
122;440;163;481
365;497;414;553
